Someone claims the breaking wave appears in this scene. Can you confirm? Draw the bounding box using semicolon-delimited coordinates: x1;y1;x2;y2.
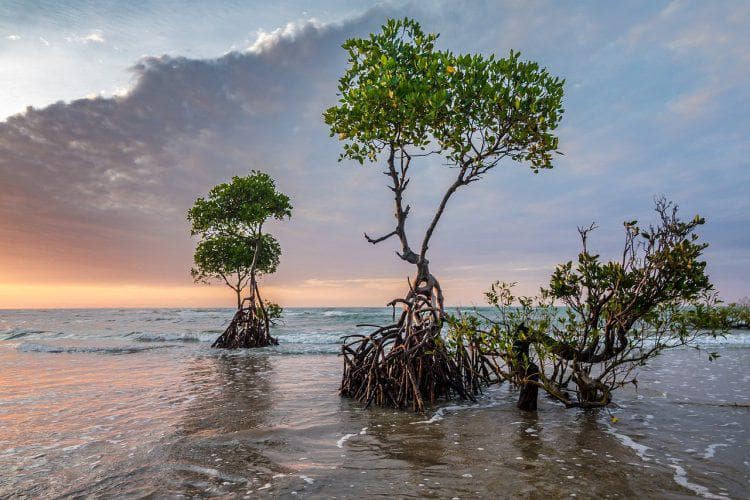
17;342;171;355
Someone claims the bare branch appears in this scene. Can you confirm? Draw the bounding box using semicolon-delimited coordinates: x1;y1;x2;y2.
364;230;398;244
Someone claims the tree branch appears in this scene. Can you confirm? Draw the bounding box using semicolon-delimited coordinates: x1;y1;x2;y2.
364;230;398;244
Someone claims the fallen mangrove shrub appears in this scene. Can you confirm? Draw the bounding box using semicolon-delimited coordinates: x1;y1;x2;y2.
452;199;726;410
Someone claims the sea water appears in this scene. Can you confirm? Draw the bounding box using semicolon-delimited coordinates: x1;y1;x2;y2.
1;308;748;497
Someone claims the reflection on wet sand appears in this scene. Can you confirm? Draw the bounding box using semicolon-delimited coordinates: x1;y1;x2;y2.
162;353;284;496
179;353;276;434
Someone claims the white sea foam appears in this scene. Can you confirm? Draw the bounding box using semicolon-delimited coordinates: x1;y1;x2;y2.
669;463;729;499
412;404;468;424
337;426;367;448
175;464;251;484
271;344;341;355
322;310;352;317
608;421;732;498
605;424;651;462
277;333;343;345
336;433;358;448
702;443;728;459
412;399;505;425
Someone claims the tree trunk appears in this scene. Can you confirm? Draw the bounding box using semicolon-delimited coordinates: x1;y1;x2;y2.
574;370;611;407
517;365;539;411
213;225;277;349
341;146;479;411
512;332;539;411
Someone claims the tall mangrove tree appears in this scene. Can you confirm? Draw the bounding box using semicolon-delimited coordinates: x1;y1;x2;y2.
324;18;565;411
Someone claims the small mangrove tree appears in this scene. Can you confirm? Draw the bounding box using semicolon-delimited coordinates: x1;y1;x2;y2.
188;171;292;348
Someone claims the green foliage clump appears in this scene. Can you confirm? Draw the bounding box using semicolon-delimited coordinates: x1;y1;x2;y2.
262;302;284;325
721;300;750;328
324;17;564;174
191;233;281;284
187;171;292;237
686;298;750;330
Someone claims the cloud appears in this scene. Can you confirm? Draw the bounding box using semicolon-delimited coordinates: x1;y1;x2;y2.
666;87;717;119
246;19;327;53
6;35;20;41
302;277;404;290
0;2;748;305
0;10;389;292
66;30;106;44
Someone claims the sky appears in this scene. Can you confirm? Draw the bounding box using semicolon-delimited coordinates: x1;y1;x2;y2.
0;0;748;308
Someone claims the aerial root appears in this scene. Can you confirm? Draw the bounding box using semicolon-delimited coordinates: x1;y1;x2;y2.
212;305;277;349
340;292;484;412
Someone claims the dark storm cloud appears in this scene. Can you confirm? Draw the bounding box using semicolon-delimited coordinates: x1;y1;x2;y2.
0;11;392;286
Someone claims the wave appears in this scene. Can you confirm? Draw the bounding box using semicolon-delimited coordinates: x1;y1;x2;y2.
129;331;219;343
696;330;750;347
17;342;170;355
132;334;201;343
1;329;47;340
173;464;252;485
276;333;343;345
210;344;340;356
271;344;340;355
336;427;367;448
411;398;507;425
281;310;312;317
321;310;355;317
605;423;652;462
669;462;729;499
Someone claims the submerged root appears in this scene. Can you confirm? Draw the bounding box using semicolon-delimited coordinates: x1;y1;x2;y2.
340;292;483;412
212;306;277;349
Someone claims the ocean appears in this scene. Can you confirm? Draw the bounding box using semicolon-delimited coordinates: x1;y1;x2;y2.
1;308;748;498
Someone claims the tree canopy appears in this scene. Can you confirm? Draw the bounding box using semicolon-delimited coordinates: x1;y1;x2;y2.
449;199;723;409
324;17;564;274
323;17;564;173
187;171;292;237
191;233;281;295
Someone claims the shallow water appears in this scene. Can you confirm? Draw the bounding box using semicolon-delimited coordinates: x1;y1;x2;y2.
0;308;748;498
